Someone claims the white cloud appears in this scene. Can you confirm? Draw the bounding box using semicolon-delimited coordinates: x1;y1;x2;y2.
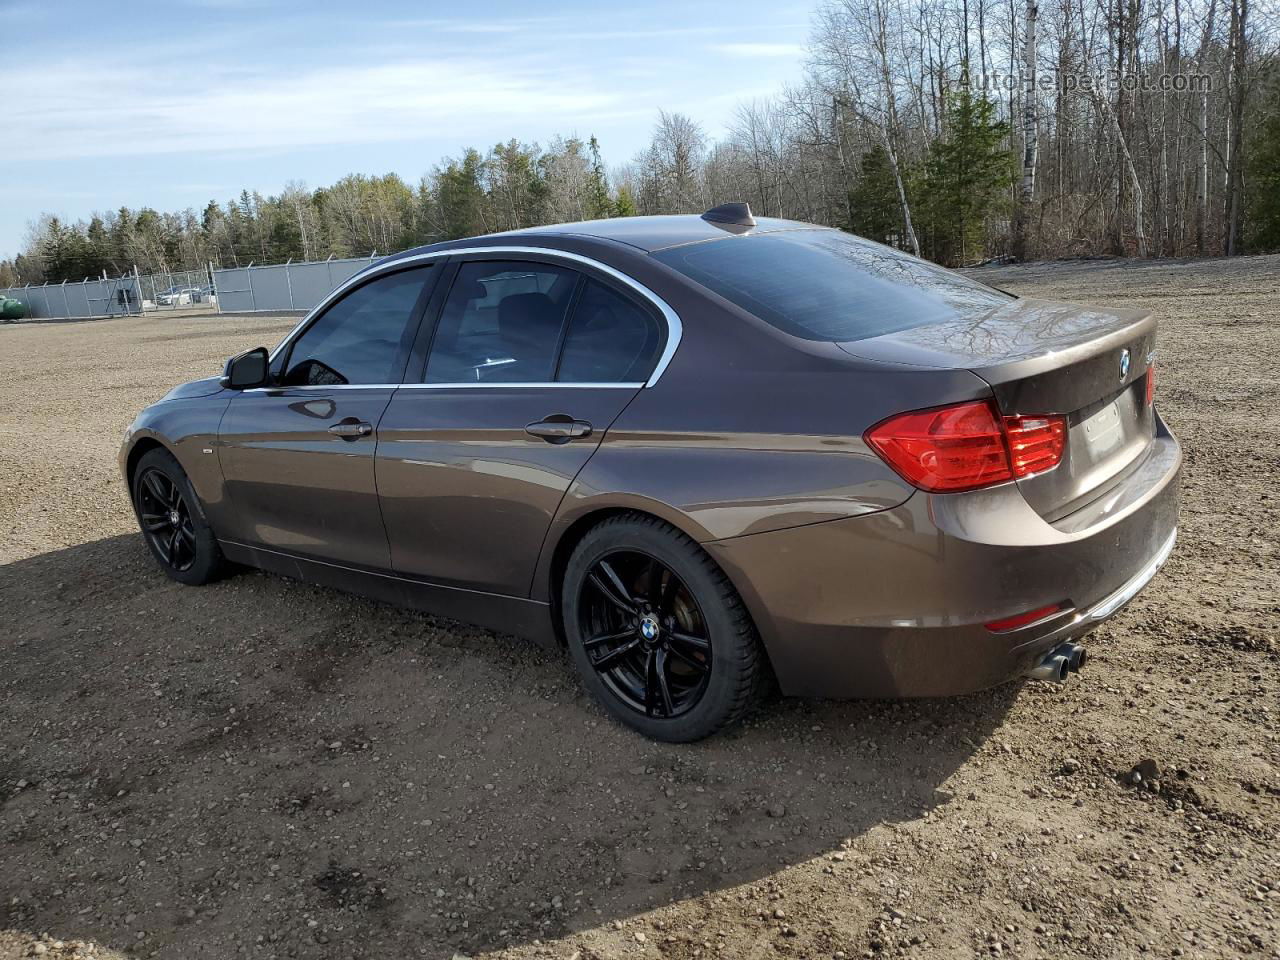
712;42;805;58
4;55;624;160
387;16;571;33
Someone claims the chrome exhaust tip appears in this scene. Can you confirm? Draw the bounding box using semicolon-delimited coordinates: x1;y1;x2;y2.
1025;653;1070;683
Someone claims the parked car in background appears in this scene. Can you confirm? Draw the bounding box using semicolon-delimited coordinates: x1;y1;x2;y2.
155;286;194;307
119;205;1180;741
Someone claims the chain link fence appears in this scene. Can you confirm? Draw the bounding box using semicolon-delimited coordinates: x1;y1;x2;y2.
2;255;382;320
210;255;377;313
137;268;215;312
0;267;218;320
0;274;142;320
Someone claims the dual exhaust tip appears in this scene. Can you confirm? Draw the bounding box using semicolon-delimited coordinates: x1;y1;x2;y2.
1025;642;1087;683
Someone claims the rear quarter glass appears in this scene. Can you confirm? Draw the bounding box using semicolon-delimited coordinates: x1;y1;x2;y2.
651;229;1014;342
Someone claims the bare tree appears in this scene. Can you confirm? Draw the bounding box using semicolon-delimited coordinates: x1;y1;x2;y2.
281;181;317;261
1224;0;1250;253
639;111;708;213
812;0;922;254
1012;0;1040;259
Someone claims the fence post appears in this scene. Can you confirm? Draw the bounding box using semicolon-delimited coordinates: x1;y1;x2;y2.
61;280;70;319
209;261;220;314
134;266;142;316
285;258;295;310
325;254;334;292
247;264;257;312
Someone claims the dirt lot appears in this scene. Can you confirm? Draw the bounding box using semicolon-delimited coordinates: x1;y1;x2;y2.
1;258;1277;960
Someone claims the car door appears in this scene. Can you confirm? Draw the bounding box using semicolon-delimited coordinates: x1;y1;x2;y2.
376;254;668;596
217;263;437;569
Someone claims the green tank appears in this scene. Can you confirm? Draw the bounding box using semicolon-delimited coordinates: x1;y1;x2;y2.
0;298;27;320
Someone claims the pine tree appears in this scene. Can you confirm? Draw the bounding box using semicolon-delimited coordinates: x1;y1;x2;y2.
613;184;638;218
434;149;488;240
917;85;1013;265
848;146;904;244
85;216;111;277
586;136;613;220
1246;67;1280;253
109;207;136;271
40;218;74;282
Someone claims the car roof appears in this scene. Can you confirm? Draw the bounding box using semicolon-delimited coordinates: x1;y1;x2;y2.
506;214;823;251
382;214;828;264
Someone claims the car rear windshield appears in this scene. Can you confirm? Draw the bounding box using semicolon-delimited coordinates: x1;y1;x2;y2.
651;229;1014;342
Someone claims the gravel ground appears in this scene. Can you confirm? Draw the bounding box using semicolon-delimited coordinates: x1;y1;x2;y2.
1;258;1276;960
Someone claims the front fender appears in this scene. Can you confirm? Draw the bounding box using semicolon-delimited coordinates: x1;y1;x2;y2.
118;396;233;525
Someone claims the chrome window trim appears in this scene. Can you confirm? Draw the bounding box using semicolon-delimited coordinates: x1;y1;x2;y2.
266;245;683;389
400;382;645;390
243;382;643;393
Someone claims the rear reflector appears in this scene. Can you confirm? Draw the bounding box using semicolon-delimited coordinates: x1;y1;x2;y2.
984;603;1064;632
865;400;1067;493
1145;364;1156;406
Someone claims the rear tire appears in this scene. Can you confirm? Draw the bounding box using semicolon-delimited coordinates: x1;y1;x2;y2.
562;514;767;742
130;447;228;586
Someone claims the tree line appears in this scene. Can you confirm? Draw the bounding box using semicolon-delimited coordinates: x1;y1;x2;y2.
3;0;1278;288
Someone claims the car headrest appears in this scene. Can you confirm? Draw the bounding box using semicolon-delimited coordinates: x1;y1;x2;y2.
498;292;561;341
455;278;488;302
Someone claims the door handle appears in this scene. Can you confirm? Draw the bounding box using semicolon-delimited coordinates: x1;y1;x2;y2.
525;417;593;444
328;419;373;439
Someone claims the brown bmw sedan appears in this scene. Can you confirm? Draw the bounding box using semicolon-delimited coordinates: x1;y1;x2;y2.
120;204;1180;741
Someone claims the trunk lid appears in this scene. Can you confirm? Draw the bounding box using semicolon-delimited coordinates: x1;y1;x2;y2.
839;297;1158;520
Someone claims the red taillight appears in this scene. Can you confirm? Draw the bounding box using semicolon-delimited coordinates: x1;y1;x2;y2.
1004;414;1066;477
1145;364;1156;406
984;603;1065;632
866;400;1066;493
865;400;1012;492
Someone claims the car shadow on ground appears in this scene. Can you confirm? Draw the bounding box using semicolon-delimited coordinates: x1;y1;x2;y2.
1;535;1018;958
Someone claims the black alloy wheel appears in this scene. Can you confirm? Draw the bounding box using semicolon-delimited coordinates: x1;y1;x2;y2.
137;467;198;571
130;446;228;585
579;550;712;718
563;514;767;742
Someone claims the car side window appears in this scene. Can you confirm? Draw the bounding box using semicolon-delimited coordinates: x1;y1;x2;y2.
556;279;662;383
423;260;577;384
282;266;432;386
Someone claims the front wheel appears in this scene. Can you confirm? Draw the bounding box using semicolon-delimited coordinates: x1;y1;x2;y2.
131;447;228;586
562;515;767;742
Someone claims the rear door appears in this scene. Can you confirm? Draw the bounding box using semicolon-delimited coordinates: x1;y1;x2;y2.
218;264;437;568
376;254;667;595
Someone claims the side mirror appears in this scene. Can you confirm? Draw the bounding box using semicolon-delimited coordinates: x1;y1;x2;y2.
221;347;270;390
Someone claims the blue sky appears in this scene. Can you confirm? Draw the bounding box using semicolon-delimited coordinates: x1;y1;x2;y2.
0;0;810;259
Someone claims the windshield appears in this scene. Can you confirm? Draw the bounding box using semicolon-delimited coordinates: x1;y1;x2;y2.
652;229;1014;342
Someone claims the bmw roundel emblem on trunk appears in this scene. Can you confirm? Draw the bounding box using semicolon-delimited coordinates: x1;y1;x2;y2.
1119;348;1131;380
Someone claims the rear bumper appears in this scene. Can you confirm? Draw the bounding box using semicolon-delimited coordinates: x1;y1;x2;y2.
706;415;1181;698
